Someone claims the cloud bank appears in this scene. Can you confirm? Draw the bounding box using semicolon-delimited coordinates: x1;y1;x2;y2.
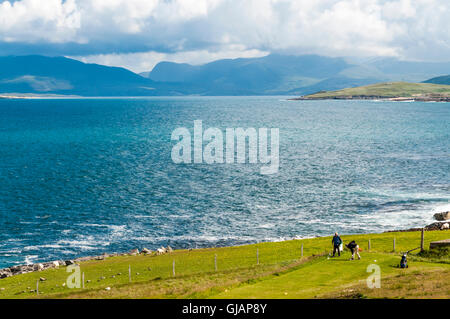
0;0;449;72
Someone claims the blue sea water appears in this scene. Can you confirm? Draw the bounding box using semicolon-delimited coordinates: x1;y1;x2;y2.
0;96;449;268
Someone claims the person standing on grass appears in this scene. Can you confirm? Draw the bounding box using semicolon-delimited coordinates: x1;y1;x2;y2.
346;240;361;260
332;232;342;257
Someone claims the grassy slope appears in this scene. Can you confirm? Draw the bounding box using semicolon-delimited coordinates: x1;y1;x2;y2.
303;81;450;99
0;230;448;299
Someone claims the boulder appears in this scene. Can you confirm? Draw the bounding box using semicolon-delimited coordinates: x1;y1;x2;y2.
166;246;173;253
129;249;140;255
9;265;23;274
0;269;12;279
42;262;56;270
430;239;450;249
140;248;152;254
39;277;46;282
441;223;449;230
156;247;166;255
434;211;450;221
65;260;75;266
424;222;448;231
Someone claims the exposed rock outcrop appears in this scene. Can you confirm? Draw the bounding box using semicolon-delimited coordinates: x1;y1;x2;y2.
1;245;177;280
434;211;450;221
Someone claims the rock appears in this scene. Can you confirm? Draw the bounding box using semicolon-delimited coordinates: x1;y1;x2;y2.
65;260;75;266
43;262;55;270
441;223;449;230
166;246;173;253
430;239;450;249
86;280;91;283
75;256;94;262
129;249;140;255
10;265;24;274
425;222;449;231
105;287;111;291
434;211;450;221
141;248;151;254
39;277;46;282
0;269;12;279
156;247;167;255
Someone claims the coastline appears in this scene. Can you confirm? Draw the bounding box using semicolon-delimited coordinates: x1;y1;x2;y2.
289;95;450;102
2;221;449;280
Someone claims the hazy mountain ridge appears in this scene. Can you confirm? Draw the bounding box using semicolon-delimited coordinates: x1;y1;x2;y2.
1;54;450;96
143;54;450;95
0;55;190;96
423;75;450;85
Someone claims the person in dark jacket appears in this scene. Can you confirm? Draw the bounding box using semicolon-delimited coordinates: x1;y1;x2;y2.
346;240;361;260
331;232;342;257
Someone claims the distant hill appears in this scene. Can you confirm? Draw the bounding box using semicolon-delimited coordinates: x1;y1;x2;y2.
423;75;450;85
296;82;450;101
145;54;370;95
0;55;188;96
2;55;450;96
142;54;450;95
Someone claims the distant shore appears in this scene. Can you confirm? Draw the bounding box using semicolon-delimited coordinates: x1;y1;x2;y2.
290;95;450;102
291;81;450;102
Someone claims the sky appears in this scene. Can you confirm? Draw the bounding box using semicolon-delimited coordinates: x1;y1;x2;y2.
0;0;449;73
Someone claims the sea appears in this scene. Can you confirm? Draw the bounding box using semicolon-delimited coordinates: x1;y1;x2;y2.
0;96;449;268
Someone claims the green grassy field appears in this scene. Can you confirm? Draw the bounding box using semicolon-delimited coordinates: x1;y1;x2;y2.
302;81;450;99
0;230;448;299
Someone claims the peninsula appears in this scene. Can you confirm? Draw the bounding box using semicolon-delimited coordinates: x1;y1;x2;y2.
293;82;450;102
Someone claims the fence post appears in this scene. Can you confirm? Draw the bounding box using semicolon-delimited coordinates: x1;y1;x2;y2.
82;272;85;289
301;244;304;258
129;265;131;283
368;239;371;251
421;228;425;252
393;238;396;252
257;248;259;265
173;260;175;276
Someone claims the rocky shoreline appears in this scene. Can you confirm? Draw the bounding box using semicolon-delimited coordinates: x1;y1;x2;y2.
0;246;173;280
1;212;449;280
291;94;450;102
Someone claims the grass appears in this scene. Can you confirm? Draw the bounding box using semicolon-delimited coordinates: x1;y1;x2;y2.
323;269;450;299
0;230;448;299
302;81;450;99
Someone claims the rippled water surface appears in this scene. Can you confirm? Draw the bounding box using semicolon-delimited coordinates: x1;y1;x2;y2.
0;97;449;267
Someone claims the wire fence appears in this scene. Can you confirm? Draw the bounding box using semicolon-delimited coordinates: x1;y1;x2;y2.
3;230;434;296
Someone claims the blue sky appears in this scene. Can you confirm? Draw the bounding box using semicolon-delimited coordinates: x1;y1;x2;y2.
0;0;449;72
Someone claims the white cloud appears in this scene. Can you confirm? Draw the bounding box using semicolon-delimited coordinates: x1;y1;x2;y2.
0;0;449;68
69;47;269;73
0;0;81;43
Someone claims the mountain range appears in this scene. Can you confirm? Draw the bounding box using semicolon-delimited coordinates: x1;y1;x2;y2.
1;54;449;96
423;75;450;85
